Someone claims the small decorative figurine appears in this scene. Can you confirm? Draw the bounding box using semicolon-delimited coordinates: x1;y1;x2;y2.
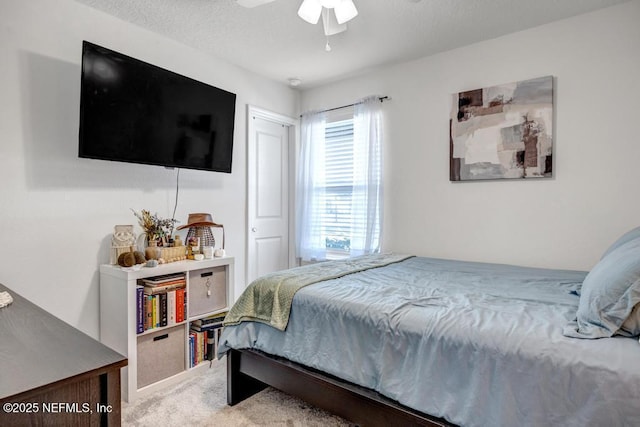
111;225;137;265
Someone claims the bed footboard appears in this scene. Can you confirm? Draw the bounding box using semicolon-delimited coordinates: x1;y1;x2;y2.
226;348;454;427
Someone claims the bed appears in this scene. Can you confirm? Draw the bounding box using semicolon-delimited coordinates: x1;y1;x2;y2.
217;231;640;426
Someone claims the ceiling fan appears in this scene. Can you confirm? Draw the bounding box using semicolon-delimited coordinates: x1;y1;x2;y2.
236;0;358;41
237;0;421;51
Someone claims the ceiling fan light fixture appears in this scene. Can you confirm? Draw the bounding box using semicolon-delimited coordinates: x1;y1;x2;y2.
321;8;347;36
334;0;358;24
298;0;322;24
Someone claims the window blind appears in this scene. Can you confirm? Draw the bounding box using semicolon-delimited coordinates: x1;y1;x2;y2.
321;118;354;253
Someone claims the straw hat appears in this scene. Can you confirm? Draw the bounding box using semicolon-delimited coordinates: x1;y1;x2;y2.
176;213;221;230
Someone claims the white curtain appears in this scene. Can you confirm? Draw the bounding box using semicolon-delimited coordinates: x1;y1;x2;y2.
296;96;383;261
296;110;327;261
350;95;383;256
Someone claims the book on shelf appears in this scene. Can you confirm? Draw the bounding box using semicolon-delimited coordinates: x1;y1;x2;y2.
145;295;153;330
153;295;159;328
142;273;186;286
192;311;228;326
142;281;185;295
190;322;224;332
198;331;204;363
176;288;185;323
136;286;144;334
159;293;167;327
188;333;194;368
167;290;176;326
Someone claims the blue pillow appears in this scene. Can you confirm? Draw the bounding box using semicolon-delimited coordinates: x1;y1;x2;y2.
601;226;640;259
564;238;640;339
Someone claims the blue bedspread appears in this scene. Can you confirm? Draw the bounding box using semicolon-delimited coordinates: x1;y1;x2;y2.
218;256;640;426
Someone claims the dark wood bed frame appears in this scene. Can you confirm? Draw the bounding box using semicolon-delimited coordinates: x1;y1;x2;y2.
227;348;455;427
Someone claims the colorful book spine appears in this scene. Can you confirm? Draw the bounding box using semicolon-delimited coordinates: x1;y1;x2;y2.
153;295;159;328
198;331;205;363
145;295;153;330
176;288;185;323
189;333;194;368
167;290;176;326
184;291;188;321
194;332;198;366
136;286;144;334
159;293;167;327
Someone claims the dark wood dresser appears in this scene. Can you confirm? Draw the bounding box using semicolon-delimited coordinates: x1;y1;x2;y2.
0;283;127;426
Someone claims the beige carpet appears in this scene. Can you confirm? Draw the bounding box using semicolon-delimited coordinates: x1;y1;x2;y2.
122;357;350;426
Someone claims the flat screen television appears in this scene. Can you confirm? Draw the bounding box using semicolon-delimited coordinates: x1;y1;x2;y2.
79;41;236;173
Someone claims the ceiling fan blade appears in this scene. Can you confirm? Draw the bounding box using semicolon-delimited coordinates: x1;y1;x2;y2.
236;0;276;8
298;0;322;24
334;0;358;24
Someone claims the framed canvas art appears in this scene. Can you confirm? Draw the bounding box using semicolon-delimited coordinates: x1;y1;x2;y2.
450;76;553;181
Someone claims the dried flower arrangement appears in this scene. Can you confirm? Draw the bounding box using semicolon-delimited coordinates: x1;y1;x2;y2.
131;209;178;244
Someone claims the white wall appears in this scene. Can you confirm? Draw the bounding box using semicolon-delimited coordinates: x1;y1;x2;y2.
0;0;298;337
301;1;640;272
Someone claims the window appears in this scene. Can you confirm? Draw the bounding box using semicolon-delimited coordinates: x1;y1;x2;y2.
323;117;355;257
296;96;383;262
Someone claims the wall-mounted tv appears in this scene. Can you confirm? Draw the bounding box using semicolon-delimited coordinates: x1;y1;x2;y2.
79;41;236;173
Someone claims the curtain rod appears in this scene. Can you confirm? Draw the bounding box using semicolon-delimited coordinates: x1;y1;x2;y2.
300;96;390;117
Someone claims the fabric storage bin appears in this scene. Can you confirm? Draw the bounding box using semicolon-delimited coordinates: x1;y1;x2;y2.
137;325;185;388
188;267;227;317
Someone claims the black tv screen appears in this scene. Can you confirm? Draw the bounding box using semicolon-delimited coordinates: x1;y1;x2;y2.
79;41;236;173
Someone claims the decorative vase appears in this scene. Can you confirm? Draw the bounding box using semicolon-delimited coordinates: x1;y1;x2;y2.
145;240;161;261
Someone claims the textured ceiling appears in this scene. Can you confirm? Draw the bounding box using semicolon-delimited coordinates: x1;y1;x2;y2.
74;0;629;89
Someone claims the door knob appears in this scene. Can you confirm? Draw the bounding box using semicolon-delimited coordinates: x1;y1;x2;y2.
251;227;257;232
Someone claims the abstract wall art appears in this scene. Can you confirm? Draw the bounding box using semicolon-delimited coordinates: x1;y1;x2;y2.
450;76;553;181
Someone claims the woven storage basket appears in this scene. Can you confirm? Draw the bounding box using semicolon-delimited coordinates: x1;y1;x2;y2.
160;246;187;263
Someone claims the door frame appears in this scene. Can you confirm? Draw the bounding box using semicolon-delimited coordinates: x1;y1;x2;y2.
246;105;298;285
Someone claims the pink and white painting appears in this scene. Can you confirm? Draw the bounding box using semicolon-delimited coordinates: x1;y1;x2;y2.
450;76;553;181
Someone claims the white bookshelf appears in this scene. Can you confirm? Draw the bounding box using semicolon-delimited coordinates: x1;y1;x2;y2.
99;257;234;402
